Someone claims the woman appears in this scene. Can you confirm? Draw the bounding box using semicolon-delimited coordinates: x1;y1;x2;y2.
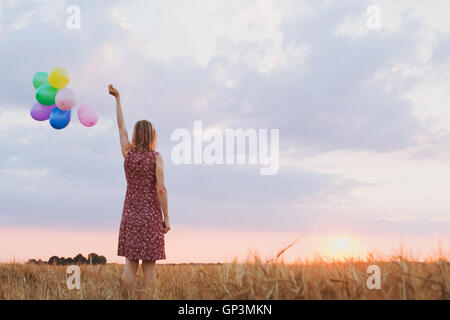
108;84;171;294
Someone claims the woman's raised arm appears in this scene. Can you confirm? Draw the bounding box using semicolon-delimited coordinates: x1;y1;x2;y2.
109;84;132;159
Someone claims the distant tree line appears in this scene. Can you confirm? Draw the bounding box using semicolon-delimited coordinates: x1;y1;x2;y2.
26;253;107;265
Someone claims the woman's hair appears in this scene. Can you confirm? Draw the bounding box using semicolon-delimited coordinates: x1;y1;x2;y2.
132;120;157;152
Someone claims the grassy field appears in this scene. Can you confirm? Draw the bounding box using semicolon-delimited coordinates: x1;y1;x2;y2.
0;253;448;300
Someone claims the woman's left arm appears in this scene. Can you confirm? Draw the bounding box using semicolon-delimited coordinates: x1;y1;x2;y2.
156;154;170;233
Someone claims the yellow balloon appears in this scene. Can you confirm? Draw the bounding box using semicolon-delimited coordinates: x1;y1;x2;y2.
48;67;69;89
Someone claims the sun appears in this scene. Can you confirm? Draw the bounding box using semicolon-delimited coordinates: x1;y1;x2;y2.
327;236;357;259
333;237;351;252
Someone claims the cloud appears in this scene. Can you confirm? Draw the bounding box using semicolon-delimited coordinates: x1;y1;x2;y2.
0;0;449;238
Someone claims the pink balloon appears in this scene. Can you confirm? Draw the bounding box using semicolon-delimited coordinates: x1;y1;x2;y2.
78;102;98;127
55;88;77;111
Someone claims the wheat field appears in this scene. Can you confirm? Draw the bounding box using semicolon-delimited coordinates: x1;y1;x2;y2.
0;252;448;300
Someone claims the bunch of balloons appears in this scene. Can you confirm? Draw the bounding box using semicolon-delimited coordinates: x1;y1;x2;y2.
30;67;98;130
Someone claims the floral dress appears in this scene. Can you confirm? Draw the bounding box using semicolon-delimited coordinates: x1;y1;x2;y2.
117;147;166;261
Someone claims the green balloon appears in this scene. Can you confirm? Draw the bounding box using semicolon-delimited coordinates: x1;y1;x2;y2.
33;72;49;89
36;84;59;106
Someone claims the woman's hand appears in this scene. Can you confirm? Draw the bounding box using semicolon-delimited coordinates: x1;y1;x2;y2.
108;84;120;98
163;219;171;234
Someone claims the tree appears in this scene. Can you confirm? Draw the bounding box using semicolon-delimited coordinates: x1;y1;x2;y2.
88;253;107;265
48;256;60;265
73;253;87;265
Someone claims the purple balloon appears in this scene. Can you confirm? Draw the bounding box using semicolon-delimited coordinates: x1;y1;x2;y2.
30;103;56;121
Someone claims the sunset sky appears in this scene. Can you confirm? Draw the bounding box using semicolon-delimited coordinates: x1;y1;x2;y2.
0;0;449;263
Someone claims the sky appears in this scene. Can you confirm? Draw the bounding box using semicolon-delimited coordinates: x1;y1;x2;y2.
0;0;449;263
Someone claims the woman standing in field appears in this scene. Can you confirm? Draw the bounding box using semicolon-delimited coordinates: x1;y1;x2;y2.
108;84;171;295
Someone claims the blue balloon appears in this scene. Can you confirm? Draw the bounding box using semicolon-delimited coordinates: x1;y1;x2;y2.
49;107;71;130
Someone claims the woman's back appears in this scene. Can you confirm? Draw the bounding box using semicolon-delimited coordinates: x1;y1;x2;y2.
124;147;159;188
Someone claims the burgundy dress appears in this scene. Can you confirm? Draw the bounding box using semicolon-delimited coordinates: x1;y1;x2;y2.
117;147;166;261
